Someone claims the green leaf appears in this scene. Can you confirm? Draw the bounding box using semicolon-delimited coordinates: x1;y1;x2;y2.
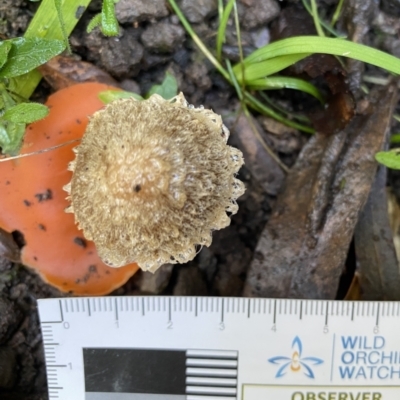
390;134;400;144
246;76;324;103
98;90;143;104
375;149;400;170
2;102;49;124
235;53;310;82
216;0;235;61
147;72;178;99
54;0;71;52
234;36;400;76
12;0;92;100
0;123;10;148
308;0;325;37
1;88;16;109
87;13;102;33
101;0;119;36
0;41;12;70
0;121;26;155
0;37;65;78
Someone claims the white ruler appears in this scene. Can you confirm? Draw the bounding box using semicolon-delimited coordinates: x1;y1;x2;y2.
38;297;400;400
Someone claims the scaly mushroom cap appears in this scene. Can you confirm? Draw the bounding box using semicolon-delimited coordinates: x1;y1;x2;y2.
65;93;245;272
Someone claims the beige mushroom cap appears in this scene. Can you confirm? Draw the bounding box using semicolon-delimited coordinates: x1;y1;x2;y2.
64;93;245;272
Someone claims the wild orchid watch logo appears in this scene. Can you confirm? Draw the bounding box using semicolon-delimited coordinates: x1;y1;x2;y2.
268;336;324;378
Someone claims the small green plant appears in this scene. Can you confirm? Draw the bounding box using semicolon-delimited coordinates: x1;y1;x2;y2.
168;0;400;134
87;0;120;37
376;150;400;170
0;37;65;154
99;72;179;104
0;0;97;155
0;0;121;156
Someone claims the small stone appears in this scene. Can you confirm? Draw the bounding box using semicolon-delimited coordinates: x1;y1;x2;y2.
119;79;141;95
85;28;144;79
259;116;298;136
185;62;212;91
100;33;144;79
177;0;218;23
141;21;185;54
251;27;270;48
238;0;280;30
115;0;169;24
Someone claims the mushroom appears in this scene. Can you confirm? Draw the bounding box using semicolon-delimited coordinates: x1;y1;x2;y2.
0;82;139;295
65;93;245;272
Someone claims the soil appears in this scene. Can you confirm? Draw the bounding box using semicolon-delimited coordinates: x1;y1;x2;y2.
1;0;400;398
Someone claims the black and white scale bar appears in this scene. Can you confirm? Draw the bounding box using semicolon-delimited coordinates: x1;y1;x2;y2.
186;368;237;378
83;348;238;400
186;350;238;359
186;386;237;396
186;359;238;368
185;349;238;399
186;377;237;386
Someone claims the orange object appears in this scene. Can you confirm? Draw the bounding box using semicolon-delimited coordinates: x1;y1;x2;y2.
0;82;139;295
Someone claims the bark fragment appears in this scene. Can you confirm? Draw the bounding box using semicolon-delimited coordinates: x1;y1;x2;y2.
244;83;398;299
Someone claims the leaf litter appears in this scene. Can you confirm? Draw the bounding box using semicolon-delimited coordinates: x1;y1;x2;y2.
244;82;399;299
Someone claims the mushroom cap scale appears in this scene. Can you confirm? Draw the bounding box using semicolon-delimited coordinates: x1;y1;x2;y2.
67;93;245;272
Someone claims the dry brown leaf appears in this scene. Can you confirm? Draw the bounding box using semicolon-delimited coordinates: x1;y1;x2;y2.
38;55;118;91
344;273;362;300
244;83;398;299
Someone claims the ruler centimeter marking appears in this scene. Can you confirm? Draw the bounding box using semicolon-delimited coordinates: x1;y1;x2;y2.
39;297;400;400
42;298;400;321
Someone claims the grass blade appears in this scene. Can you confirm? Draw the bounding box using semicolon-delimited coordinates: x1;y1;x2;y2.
167;0;229;81
302;0;345;38
235;36;400;76
247;76;324;103
235;53;310;82
309;0;325;37
216;0;235;61
331;0;345;26
244;92;315;133
259;92;311;123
